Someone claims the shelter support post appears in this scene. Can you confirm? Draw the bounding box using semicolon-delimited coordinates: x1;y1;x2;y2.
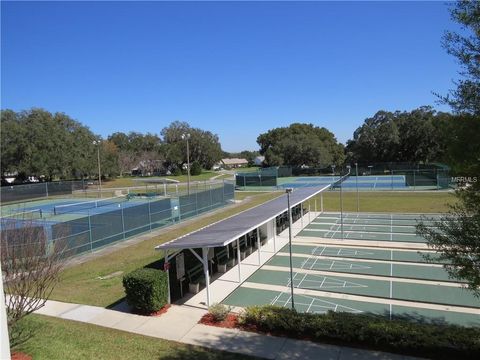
272;219;277;253
202;247;211;307
300;202;304;228
257;228;261;265
164;250;171;304
236;239;241;283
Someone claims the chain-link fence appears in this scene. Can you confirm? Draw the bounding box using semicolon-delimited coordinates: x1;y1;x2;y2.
0;180;87;203
1;180;235;258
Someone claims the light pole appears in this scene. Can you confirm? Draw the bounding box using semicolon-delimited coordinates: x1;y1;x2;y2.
181;133;191;195
355;162;359;212
93;140;102;197
286;188;295;310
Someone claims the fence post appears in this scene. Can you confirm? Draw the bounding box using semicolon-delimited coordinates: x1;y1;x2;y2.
45;182;49;198
148;199;153;231
222;180;225;203
121;205;126;239
88;213;93;253
413;170;416;191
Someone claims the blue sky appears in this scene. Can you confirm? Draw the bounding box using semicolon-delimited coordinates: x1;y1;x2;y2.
1;1;460;152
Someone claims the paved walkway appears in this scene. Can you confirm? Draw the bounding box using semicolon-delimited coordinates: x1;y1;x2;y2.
35;299;419;360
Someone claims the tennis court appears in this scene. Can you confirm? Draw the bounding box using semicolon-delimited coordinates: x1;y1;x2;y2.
221;211;480;327
277;175;408;190
1;180;235;257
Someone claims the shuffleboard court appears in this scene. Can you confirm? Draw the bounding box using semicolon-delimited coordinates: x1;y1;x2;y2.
283;244;445;264
246;269;480;308
298;228;427;242
267;255;457;282
311;217;437;227
222;287;480;327
307;223;424;234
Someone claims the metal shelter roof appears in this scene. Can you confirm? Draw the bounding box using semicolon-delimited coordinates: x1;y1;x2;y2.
155;184;331;251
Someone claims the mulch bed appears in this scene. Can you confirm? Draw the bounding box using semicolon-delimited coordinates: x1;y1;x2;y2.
132;304;171;317
199;313;239;329
12;352;32;360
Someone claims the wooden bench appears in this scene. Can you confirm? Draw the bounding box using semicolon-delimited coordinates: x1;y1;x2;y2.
215;247;234;273
187;263;204;294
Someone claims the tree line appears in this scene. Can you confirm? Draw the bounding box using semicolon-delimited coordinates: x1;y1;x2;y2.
0;111;223;181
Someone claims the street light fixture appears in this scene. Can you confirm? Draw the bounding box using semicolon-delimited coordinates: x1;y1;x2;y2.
285;188;295;310
93;140;102;197
181;133;191;195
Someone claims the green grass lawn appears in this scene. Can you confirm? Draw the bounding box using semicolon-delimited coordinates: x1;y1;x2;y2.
308;191;456;213
51;191;281;307
16;315;256;360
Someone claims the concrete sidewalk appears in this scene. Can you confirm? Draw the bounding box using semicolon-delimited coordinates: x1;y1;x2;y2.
35;299;419;360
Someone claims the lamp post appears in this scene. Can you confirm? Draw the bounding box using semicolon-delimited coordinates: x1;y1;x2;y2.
181;133;191;195
286;188;295;310
93;140;102;197
355;162;359;212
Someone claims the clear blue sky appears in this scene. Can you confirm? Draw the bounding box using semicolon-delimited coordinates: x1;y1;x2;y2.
1;1;460;152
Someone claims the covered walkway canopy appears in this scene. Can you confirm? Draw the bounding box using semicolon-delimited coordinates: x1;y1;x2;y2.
155;184;331;251
154;184;332;306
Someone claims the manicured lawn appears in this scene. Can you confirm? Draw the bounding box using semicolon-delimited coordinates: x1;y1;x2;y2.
51;192;281;307
309;191;456;213
16;315;256;360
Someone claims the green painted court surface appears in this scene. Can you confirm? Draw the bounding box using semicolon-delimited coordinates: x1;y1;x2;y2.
221;212;480;327
297;212;444;242
285;244;445;263
267;254;457;282
223;287;480;327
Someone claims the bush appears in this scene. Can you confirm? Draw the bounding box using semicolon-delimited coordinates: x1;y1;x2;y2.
239;306;480;359
208;303;232;322
172;167;182;176
190;162;202;176
122;268;168;313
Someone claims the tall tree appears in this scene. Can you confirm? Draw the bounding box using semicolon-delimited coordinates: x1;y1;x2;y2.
257;123;345;167
346;107;451;164
161;121;222;170
417;1;480;295
438;0;480;115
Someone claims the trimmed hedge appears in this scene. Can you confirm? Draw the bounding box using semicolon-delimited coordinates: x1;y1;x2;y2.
239;306;480;359
122;268;168;313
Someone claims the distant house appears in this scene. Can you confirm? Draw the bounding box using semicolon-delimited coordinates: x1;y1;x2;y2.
221;158;249;169
254;156;265;166
131;160;166;176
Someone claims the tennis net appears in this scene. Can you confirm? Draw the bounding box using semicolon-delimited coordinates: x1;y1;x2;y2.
332;173;350;188
2;208;43;220
53;196;127;215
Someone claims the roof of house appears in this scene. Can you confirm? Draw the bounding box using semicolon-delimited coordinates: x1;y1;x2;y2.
221;158;249;165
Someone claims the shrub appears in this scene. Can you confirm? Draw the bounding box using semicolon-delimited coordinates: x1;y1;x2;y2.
122;268;168;313
190;161;202;176
239;306;480;359
172;167;182;176
208;303;232;322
